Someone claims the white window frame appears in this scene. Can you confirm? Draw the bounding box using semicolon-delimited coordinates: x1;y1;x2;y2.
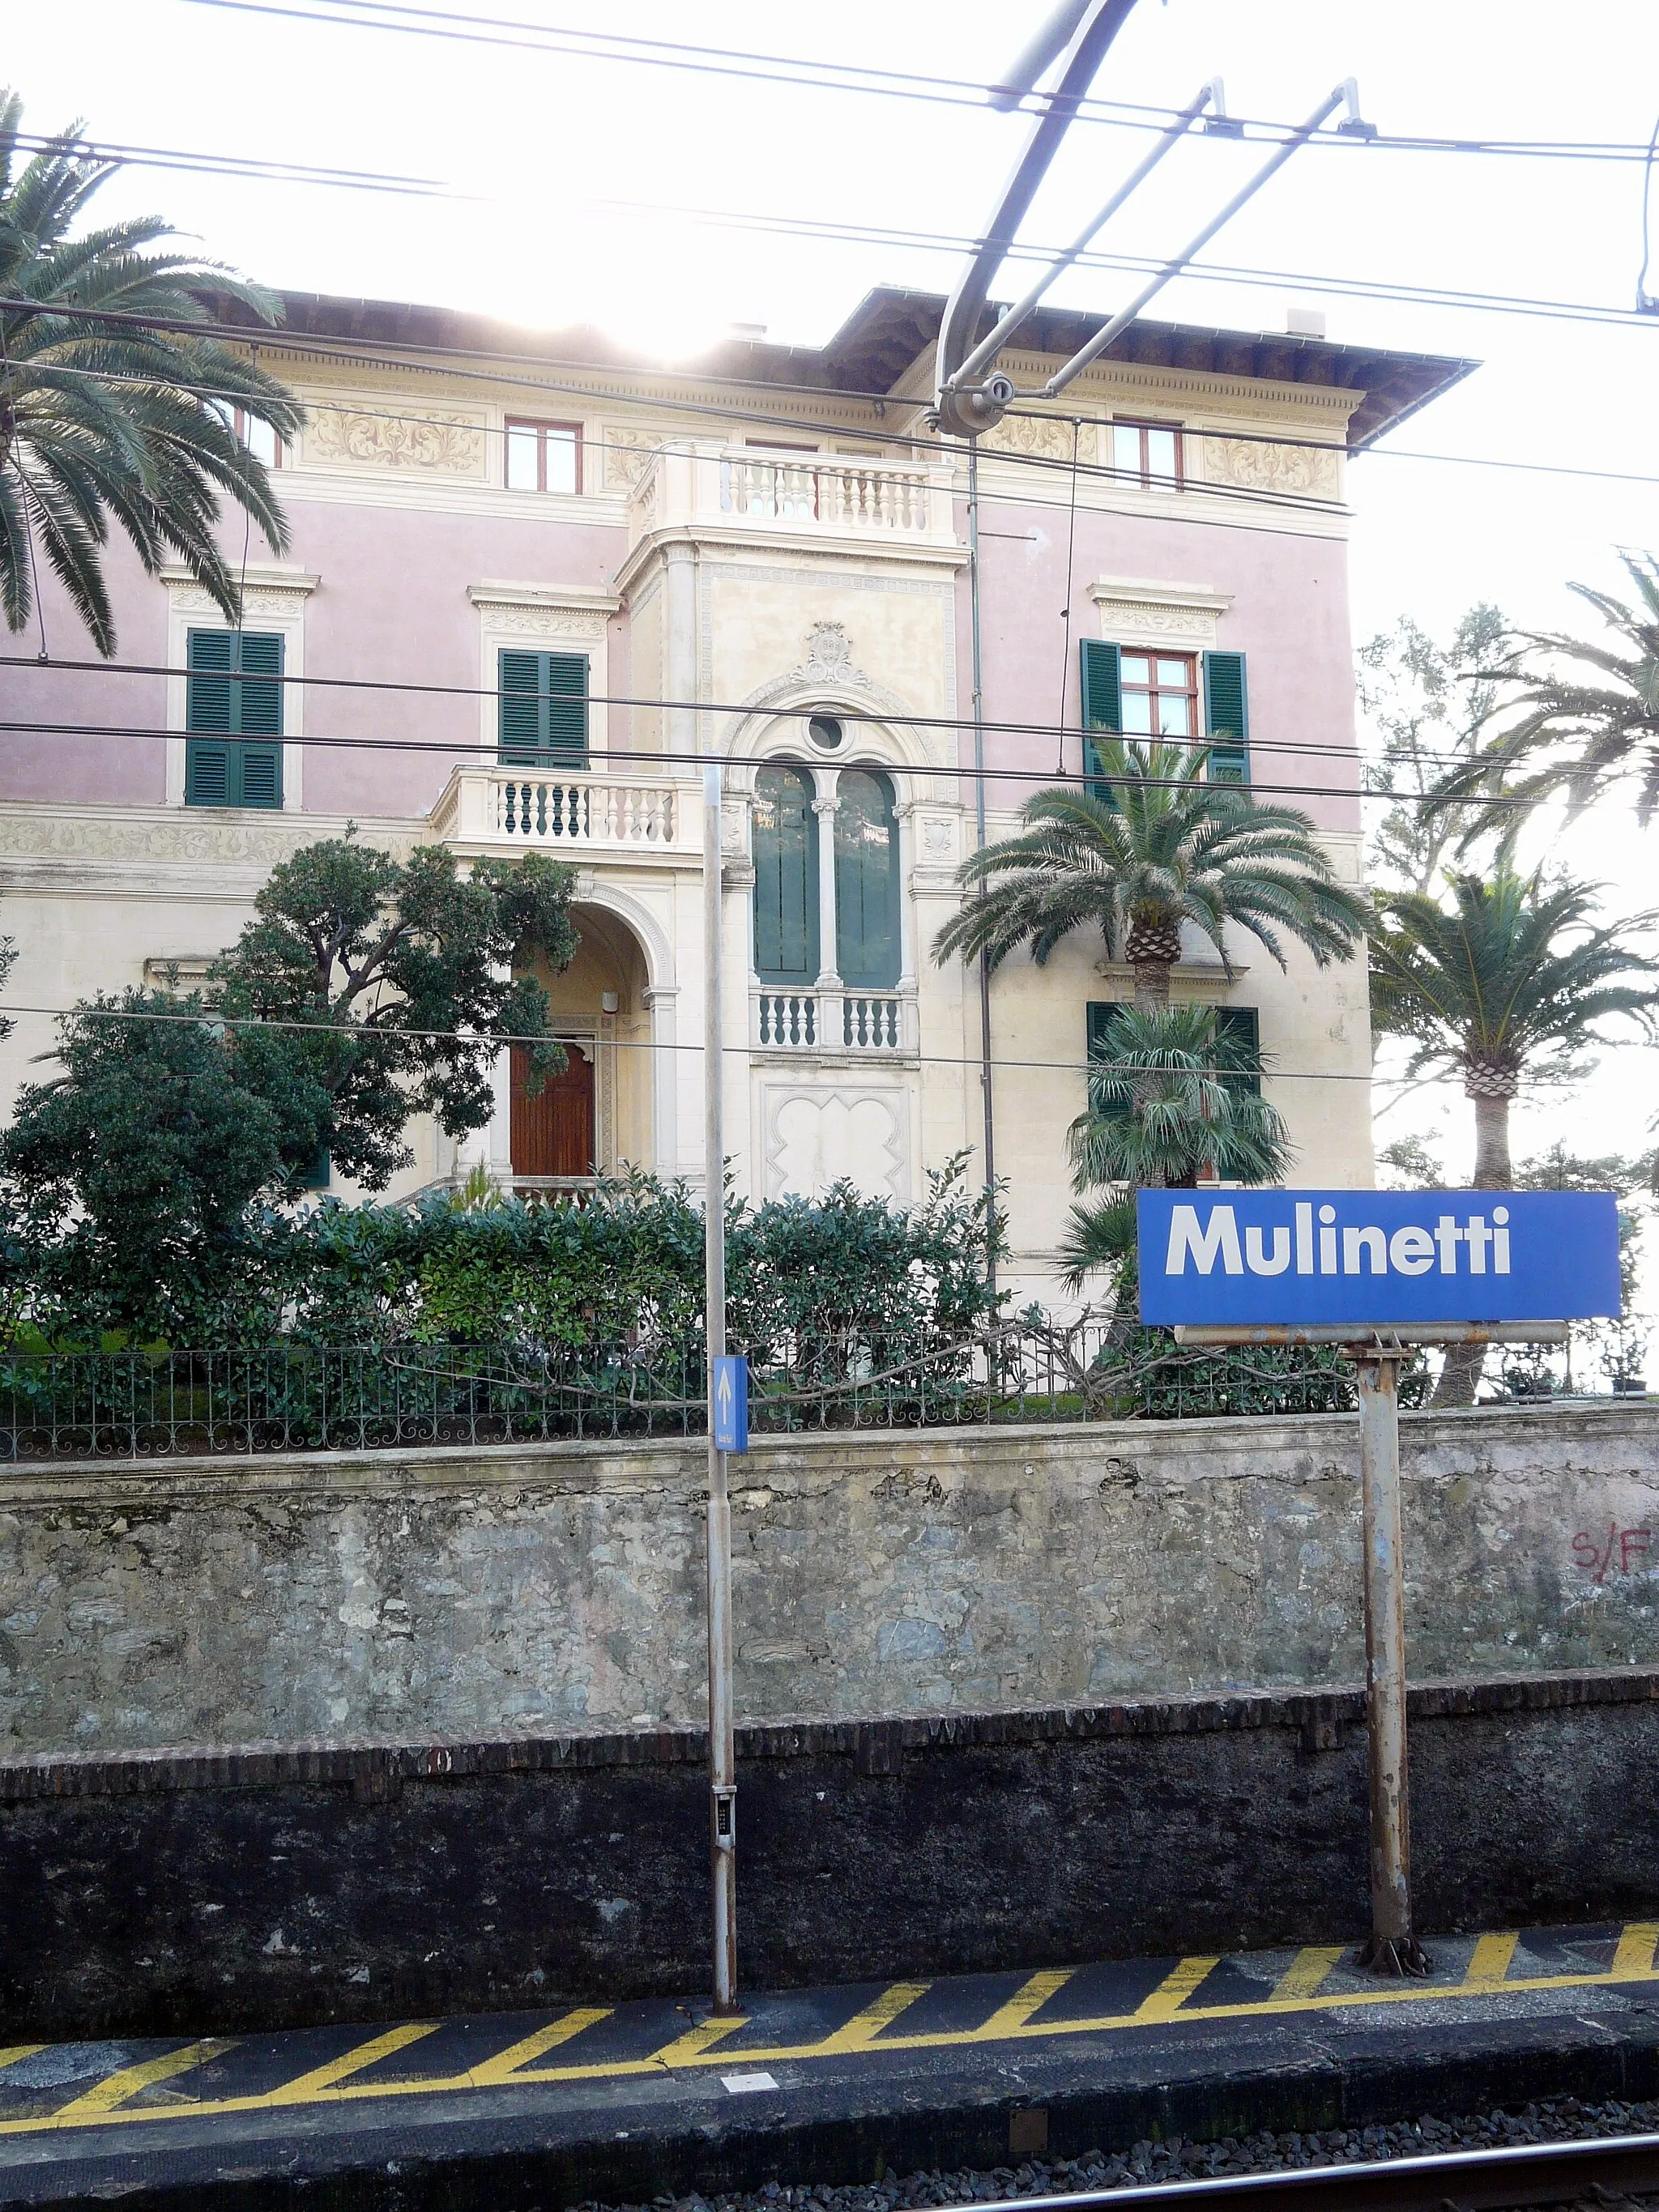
161;564;318;811
467;582;621;764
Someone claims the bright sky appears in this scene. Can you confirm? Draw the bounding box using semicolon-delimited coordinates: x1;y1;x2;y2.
11;0;1659;1209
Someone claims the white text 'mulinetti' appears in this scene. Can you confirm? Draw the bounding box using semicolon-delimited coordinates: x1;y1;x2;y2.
1164;1203;1513;1279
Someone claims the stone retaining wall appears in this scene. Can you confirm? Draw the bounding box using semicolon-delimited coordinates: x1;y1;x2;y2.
3;1404;1657;1754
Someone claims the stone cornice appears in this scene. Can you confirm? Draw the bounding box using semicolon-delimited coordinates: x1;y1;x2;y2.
615;522;968;602
467;581;623;616
992;350;1362;421
160;561;319;597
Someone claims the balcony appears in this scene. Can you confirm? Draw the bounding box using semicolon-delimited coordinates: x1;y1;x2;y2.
431;765;699;856
752;987;916;1057
626;441;959;556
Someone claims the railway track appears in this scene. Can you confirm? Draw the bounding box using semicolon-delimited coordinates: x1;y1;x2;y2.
956;2132;1659;2212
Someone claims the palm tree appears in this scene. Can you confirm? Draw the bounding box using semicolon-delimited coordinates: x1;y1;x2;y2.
1370;868;1658;1404
0;94;302;654
1432;552;1659;836
933;739;1370;1009
1056;1002;1293;1301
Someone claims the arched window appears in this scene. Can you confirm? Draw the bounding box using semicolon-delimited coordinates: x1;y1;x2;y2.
834;769;900;987
752;763;818;980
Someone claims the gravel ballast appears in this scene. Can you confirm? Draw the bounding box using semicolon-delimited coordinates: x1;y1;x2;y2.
574;2097;1659;2212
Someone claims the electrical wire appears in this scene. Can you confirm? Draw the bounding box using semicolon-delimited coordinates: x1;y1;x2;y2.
600;196;1659;335
0;716;1576;813
25;341;1659;512
169;0;1659;165
19;106;1659;335
5;356;1357;527
0;651;1499;775
6;129;461;199
0;996;1392;1085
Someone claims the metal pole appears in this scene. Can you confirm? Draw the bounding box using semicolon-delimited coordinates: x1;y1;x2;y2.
967;441;996;1301
1353;1351;1428;1976
702;761;738;2013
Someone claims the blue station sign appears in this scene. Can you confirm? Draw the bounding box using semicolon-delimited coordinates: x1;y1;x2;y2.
1137;1188;1622;1328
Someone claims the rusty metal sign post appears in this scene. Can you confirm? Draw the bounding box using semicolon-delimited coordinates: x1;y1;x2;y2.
1176;1319;1566;1976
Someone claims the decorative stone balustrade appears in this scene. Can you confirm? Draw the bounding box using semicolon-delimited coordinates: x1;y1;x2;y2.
627;442;958;553
752;987;914;1055
431;767;697;855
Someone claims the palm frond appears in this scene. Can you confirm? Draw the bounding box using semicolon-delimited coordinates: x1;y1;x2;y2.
933;739;1368;985
0;91;301;653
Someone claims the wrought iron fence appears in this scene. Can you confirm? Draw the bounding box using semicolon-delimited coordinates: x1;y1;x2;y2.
0;1323;1382;1460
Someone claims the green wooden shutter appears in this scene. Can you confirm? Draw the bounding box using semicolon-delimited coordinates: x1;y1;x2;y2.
1084;999;1134;1132
543;653;588;765
753;765;818;981
498;650;589;767
834;770;900;988
186;629;284;808
1080;639;1121;807
1214;1004;1262;1097
1203;650;1249;785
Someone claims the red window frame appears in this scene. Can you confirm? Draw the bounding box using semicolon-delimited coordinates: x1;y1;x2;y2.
229;407;281;467
1108;419;1183;490
1119;650;1199;741
505;417;583;494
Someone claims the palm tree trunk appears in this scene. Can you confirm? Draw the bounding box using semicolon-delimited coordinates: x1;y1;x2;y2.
1431;1085;1514;1409
1132;961;1171;1013
1127;962;1172;1188
1471;1091;1512;1187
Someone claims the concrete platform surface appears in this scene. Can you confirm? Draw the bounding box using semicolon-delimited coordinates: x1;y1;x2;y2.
5;1922;1659;2209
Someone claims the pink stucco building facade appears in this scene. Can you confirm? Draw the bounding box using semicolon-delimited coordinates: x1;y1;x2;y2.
0;288;1470;1302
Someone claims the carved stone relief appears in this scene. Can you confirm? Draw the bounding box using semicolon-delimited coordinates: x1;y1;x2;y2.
603;424;667;492
165;583;313;619
763;1085;907;1204
1198;436;1341;501
1098;600;1218;641
0;811;416;867
305;406;486;475
475;603;610;642
919;816;956;861
790;620;868;691
981;414;1094;463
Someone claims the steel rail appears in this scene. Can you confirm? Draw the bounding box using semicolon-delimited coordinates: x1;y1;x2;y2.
949;2129;1659;2212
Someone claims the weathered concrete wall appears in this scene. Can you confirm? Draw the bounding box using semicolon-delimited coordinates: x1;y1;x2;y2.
4;1406;1658;1755
4;1671;1657;2039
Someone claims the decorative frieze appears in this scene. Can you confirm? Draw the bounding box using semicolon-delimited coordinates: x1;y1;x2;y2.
1089;578;1234;651
1199;435;1341;501
981;414;1094;463
467;583;619;646
603;424;667;492
304;404;487;476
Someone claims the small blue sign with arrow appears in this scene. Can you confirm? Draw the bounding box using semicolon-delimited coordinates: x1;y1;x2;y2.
712;1355;748;1453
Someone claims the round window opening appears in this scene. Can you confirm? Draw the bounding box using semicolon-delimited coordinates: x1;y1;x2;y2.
808;714;844;752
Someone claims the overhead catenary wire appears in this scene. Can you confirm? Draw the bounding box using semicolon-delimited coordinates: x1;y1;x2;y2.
0;714;1591;812
17;109;1659;335
0;997;1409;1086
19;293;1659;514
5;130;463;198
20;343;1659;512
168;0;1659;164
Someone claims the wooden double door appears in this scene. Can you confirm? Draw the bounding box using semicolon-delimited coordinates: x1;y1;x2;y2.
510;1042;595;1178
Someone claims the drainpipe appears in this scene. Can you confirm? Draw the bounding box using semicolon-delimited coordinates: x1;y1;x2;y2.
968;441;997;1301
